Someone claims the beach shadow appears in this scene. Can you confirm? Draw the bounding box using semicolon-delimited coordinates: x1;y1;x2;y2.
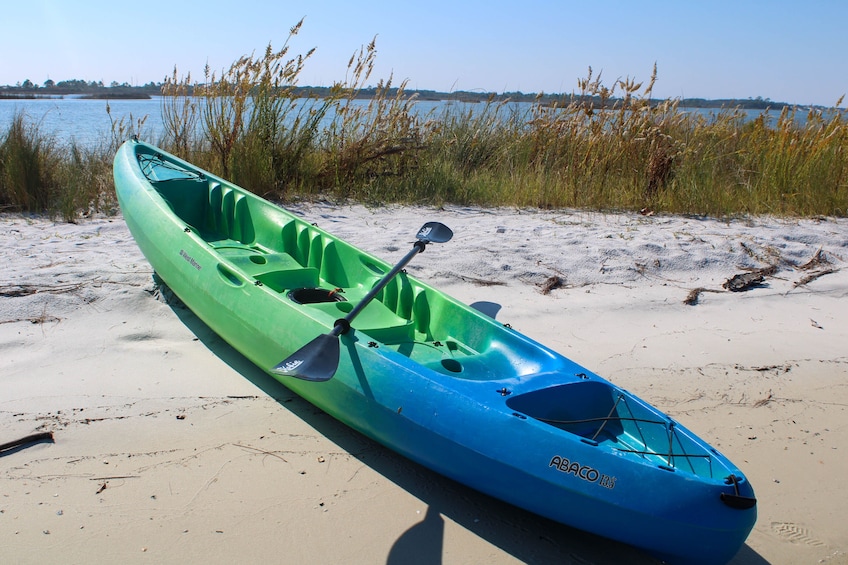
469;300;502;320
386;505;444;565
166;301;768;565
730;545;772;565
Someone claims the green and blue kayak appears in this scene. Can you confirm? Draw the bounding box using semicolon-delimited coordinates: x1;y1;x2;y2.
114;138;756;565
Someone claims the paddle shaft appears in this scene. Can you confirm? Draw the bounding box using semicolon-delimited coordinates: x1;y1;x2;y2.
332;241;426;335
272;222;451;381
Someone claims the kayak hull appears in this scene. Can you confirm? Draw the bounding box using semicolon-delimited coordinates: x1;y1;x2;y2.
114;139;756;564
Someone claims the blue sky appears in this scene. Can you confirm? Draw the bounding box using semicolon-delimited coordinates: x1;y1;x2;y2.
2;0;845;106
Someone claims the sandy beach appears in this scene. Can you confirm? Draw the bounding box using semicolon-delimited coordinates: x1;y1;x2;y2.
2;205;847;564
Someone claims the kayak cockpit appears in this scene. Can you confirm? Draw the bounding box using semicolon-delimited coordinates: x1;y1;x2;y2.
135;148;557;382
507;380;725;479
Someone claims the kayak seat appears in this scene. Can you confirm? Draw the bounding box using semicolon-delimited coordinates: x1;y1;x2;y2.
153;178;213;231
346;300;415;341
217;247;302;273
270;293;414;342
212;246;320;290
254;269;320;292
153;178;256;246
204;182;255;244
374;273;415;321
279;221;358;289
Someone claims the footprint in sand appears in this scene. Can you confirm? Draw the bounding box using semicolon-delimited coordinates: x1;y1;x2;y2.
119;331;162;342
771;522;826;547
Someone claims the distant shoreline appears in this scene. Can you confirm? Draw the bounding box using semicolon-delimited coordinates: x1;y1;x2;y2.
79;92;152;100
0;84;803;110
0;93;64;100
0;92;151;100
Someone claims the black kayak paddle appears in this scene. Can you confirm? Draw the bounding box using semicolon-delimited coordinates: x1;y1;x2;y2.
271;221;453;382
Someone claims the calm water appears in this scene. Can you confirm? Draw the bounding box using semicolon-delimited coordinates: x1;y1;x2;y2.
0;96;164;148
0;95;802;150
0;96;452;148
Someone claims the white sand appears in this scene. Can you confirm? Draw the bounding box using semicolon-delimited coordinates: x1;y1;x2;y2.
2;206;846;564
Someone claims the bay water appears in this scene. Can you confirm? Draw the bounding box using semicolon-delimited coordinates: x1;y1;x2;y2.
0;95;794;150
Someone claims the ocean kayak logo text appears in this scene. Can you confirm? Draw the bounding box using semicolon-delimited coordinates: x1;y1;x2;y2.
549;455;616;489
179;250;202;271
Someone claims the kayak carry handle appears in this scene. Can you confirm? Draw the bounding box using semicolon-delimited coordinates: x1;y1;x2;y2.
721;475;757;510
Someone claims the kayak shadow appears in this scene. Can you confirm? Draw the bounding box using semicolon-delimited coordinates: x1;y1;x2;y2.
168;302;769;565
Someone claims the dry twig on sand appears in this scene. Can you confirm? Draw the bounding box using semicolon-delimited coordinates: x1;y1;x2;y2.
450;274;506;287
683;287;724;305
794;268;838;288
537;275;564;295
797;248;831;270
0;282;88;297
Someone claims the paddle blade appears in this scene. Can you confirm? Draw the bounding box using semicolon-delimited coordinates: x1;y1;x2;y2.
271;333;340;382
417;222;453;244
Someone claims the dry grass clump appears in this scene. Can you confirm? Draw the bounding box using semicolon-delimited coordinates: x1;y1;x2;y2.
732;100;847;215
156;21;422;201
0;105;132;220
320;38;423;196
0;111;59;213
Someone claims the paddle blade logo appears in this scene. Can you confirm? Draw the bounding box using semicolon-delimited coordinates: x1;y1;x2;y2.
415;222;452;244
277;359;303;374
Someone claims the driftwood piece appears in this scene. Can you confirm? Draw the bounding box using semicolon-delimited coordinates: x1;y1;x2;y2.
722;272;765;292
722;265;777;292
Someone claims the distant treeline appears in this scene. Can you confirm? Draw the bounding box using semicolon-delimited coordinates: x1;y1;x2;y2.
1;79;158;100
1;79;794;109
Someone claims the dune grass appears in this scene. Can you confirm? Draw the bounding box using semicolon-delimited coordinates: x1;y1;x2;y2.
0;111;59;214
1;26;846;220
